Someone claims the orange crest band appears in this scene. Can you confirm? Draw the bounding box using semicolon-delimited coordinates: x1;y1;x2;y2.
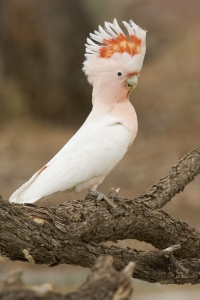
99;33;141;58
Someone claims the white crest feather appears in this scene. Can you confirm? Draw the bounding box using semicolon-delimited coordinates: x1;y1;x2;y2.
84;18;146;59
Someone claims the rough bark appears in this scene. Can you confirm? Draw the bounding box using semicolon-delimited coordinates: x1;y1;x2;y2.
0;147;200;284
0;256;135;300
137;147;200;209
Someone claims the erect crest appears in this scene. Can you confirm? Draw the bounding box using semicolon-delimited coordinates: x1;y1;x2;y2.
85;19;146;59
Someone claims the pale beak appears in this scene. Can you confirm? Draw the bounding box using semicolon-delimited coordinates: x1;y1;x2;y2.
126;75;138;91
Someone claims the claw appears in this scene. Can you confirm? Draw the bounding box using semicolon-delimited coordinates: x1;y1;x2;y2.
108;187;120;198
116;187;120;194
96;194;103;201
108;187;125;201
89;190;116;209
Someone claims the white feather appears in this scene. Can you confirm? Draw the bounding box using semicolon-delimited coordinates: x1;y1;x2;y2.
110;18;125;35
98;25;111;39
104;22;118;37
85;44;99;52
122;21;135;37
89;33;103;43
87;38;98;46
85;48;95;54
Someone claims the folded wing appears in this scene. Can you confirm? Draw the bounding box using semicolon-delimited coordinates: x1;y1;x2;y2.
9;117;131;204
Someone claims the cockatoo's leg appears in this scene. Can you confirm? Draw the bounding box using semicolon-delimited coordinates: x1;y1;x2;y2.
89;190;116;208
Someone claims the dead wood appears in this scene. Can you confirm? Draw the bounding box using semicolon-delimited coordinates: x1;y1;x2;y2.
0;256;135;300
0;147;200;284
137;147;200;209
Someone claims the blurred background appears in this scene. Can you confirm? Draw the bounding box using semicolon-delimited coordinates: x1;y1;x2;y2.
0;0;200;299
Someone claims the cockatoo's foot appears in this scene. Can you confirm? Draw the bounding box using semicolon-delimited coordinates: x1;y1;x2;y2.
89;190;117;209
108;187;125;201
108;187;120;197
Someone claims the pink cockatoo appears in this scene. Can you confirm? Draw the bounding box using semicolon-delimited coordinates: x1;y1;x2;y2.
9;19;146;204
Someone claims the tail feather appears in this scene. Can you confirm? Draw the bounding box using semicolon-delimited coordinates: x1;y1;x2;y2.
9;168;45;204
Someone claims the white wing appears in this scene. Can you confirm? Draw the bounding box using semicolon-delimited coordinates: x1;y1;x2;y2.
9;116;132;204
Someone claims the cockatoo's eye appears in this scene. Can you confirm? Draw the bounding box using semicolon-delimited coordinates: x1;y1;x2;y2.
117;72;122;76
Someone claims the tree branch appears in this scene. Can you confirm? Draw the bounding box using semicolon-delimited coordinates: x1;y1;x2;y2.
1;193;200;259
136;147;200;209
0;256;135;300
0;147;200;285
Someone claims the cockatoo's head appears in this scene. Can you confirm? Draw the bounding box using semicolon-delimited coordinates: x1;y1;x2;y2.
83;19;146;100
